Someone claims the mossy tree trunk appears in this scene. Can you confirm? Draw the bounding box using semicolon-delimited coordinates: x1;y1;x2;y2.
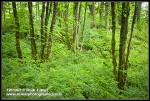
111;2;117;80
12;2;22;59
40;2;45;59
118;2;130;91
28;2;37;59
80;2;87;51
64;2;71;49
46;2;58;59
73;2;79;52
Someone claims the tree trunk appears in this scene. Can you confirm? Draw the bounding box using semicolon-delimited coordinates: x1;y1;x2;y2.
80;2;87;51
12;2;22;59
105;2;109;30
117;3;122;25
44;2;50;57
40;2;45;59
64;2;71;49
28;2;37;59
111;2;117;80
46;2;58;59
118;2;130;91
76;2;82;50
73;2;79;52
124;2;137;87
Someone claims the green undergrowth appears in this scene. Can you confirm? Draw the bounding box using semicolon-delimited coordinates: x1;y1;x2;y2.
2;24;148;100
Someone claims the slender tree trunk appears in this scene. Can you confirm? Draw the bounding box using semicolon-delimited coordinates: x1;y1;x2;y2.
124;2;137;87
58;3;64;42
73;2;79;52
118;2;130;91
105;2;109;30
40;2;45;59
111;2;117;80
28;2;37;59
12;2;22;59
80;2;87;51
44;2;50;57
46;2;58;59
64;2;71;49
76;2;82;50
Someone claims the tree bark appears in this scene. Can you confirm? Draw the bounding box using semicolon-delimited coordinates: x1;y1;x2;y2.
118;2;130;91
44;2;50;57
12;2;22;59
28;2;37;59
40;2;45;59
46;2;58;59
73;2;79;52
80;2;87;51
111;2;117;80
64;2;71;49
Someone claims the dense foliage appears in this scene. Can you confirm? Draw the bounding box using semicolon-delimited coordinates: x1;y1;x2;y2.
2;2;148;100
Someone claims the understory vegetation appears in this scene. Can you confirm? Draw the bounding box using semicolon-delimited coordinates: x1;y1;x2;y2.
2;2;148;100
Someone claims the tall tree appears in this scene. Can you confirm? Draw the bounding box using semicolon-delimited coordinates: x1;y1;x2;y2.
124;2;138;87
73;2;79;52
118;2;130;91
58;3;64;42
40;2;45;59
64;2;71;49
80;2;87;51
46;2;58;59
77;2;82;45
28;2;37;59
105;2;109;30
116;2;122;25
12;2;22;59
111;2;117;80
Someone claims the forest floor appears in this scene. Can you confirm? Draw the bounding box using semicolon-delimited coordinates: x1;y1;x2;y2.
2;22;148;100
